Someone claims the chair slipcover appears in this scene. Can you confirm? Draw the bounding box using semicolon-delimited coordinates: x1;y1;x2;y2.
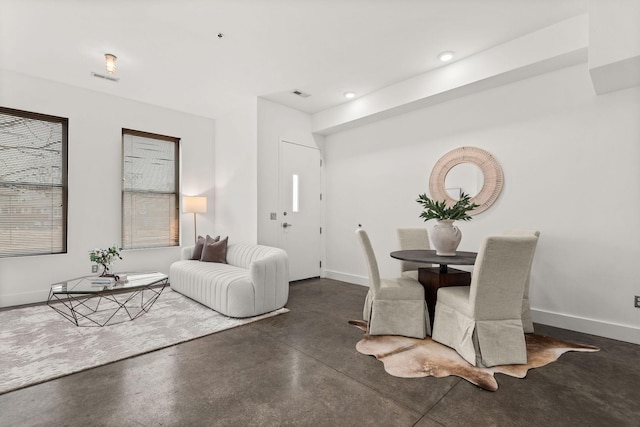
356;229;430;338
396;228;431;281
432;235;538;367
504;229;540;333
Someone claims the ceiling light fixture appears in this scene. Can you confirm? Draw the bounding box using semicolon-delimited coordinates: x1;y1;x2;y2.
104;53;117;74
438;51;454;62
344;91;356;99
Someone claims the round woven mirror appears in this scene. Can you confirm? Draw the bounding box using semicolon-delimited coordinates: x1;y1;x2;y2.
428;146;503;215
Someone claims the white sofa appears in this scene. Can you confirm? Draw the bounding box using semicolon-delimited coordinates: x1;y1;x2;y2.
169;242;289;317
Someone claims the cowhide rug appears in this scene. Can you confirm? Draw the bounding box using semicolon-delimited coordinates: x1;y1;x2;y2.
349;320;599;391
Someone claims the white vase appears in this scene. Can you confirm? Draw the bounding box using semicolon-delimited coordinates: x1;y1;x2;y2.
431;219;462;256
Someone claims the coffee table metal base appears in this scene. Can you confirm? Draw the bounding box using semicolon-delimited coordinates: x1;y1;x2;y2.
47;281;167;327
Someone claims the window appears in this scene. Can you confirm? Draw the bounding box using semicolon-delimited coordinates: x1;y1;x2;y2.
0;107;68;257
122;129;179;249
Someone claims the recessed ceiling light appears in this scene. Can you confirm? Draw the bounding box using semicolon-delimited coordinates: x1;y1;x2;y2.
104;53;117;74
438;51;454;62
344;92;356;99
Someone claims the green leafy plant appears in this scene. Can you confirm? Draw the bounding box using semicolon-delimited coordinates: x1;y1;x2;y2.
416;192;480;222
89;245;123;273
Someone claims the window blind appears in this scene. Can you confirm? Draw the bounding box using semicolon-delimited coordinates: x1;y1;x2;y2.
0;107;68;257
122;129;179;249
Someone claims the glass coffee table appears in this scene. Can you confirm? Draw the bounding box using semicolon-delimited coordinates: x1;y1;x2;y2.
47;272;168;327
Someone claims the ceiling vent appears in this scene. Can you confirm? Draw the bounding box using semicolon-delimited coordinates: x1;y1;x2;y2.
91;72;120;82
291;89;311;98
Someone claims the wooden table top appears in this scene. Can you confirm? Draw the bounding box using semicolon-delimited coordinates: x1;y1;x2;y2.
390;249;477;266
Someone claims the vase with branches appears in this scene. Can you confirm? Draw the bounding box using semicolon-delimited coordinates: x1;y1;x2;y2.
416;192;479;256
89;246;123;277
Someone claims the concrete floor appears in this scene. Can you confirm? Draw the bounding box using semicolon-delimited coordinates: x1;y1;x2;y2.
1;278;638;426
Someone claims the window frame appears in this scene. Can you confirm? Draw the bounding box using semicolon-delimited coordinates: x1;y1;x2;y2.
121;128;180;250
0;106;68;258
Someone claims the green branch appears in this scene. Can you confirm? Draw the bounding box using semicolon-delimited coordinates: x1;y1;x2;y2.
416;192;480;222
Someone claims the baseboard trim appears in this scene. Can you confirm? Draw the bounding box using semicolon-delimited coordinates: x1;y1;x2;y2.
0;289;49;309
532;309;640;345
324;270;368;287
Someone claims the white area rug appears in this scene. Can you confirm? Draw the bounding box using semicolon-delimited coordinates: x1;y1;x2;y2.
0;289;288;395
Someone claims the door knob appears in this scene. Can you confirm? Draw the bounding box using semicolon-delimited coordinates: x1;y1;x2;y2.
282;222;293;228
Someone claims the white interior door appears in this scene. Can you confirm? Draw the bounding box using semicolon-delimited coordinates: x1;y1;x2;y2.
279;141;321;281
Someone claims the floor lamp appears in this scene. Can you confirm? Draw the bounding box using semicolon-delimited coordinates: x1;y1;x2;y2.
183;196;207;244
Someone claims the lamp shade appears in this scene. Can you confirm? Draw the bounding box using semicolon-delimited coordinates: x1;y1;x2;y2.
183;196;207;214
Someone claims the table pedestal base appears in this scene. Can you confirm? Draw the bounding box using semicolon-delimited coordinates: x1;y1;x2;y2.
418;267;471;330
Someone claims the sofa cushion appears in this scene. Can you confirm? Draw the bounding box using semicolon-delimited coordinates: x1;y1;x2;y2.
201;236;227;263
170;260;256;317
226;243;279;269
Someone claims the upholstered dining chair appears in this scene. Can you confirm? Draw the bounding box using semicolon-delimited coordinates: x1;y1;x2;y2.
356;229;430;338
431;235;538;367
396;228;431;280
504;229;540;333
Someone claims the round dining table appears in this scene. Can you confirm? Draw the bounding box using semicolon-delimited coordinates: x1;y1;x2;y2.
390;249;477;273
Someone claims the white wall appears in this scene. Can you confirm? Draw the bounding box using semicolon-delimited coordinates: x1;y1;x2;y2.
588;0;640;94
0;70;215;307
323;63;640;344
256;98;323;247
214;99;258;244
588;0;640;68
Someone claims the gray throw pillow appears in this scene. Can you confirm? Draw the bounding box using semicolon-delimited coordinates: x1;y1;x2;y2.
191;235;206;260
191;235;219;260
200;236;228;263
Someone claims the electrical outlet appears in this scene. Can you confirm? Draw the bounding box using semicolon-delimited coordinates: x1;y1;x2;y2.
635;296;640;308
91;265;98;273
